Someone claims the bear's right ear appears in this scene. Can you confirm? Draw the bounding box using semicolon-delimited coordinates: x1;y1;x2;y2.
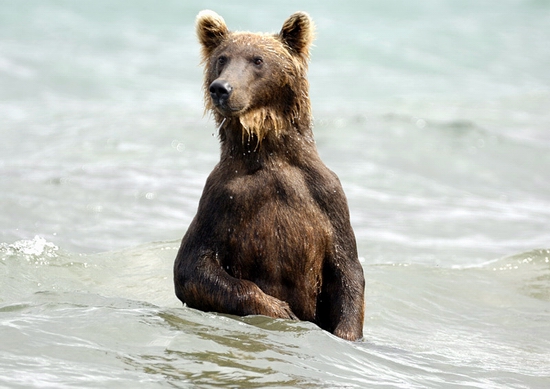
196;10;229;59
279;12;315;60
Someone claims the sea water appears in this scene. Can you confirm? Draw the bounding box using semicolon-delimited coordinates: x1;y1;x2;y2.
1;0;549;387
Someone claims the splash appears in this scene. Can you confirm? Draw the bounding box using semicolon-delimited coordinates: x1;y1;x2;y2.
0;236;58;261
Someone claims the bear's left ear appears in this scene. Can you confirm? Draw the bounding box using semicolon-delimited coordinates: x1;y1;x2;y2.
278;12;315;59
196;10;229;59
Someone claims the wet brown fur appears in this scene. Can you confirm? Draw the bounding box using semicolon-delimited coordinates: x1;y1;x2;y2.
174;10;365;341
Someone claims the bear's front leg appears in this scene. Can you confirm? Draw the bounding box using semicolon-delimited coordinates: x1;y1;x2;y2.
318;257;365;341
174;252;298;320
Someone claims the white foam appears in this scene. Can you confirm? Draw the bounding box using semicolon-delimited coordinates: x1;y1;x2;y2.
1;236;58;258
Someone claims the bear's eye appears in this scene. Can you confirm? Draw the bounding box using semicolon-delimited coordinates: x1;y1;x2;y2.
217;56;227;66
252;57;264;67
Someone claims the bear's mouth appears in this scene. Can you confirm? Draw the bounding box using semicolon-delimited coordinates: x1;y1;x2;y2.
212;100;246;117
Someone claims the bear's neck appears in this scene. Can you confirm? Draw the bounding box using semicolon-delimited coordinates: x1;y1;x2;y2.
217;116;318;172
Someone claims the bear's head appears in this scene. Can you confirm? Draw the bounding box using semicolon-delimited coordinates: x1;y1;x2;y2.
196;10;315;144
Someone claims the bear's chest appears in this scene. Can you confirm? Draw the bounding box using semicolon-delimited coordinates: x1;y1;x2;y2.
215;168;330;286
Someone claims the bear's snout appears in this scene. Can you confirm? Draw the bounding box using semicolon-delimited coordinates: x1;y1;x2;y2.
209;80;233;108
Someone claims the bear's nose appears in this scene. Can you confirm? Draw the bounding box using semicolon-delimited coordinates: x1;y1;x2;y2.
209;80;232;104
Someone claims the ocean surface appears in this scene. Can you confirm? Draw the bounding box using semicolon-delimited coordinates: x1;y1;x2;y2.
1;0;550;388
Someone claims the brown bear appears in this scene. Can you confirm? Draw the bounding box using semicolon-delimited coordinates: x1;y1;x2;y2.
173;10;365;341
